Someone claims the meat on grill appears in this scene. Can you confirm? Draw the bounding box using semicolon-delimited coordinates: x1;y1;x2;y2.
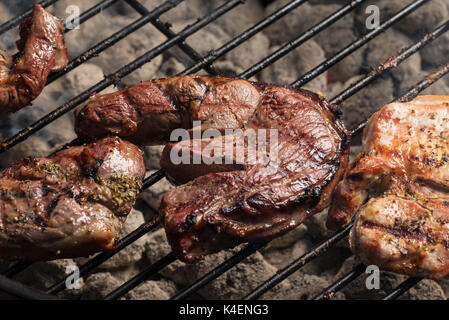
0;4;68;113
74;75;350;263
328;96;449;279
74;75;263;144
159;79;350;263
0;137;145;261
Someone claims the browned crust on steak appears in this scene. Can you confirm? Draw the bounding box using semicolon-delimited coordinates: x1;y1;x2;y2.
159;80;350;263
74;75;346;145
75;75;350;263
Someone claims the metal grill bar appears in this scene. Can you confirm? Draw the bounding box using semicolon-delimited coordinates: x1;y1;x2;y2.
0;0;59;35
64;0;119;33
0;0;242;153
291;0;429;88
124;0;220;76
0;275;60;300
45;0;184;87
142;169;166;189
383;277;422;300
171;243;267;300
346;21;449;136
103;252;176;300
398;62;449;102
1;262;32;278
180;0;309;75
332;24;449;108
313;263;365;300
46;213;160;295
239;0;366;79
242;224;353;300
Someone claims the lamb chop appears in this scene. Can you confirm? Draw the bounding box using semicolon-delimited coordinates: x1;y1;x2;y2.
0;137;145;261
0;4;68;113
328;96;449;279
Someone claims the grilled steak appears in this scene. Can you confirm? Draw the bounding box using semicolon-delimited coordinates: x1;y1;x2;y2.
74;75;262;144
160;82;350;263
328;96;449;279
0;4;68;113
75;75;350;262
0;137;145;261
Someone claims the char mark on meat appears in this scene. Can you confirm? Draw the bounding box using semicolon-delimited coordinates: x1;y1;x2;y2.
329;96;449;279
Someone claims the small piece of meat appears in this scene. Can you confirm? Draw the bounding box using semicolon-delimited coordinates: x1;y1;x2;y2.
160;83;350;263
0;4;68;113
329;95;449;279
74;75;262;145
350;196;449;280
0;137;145;261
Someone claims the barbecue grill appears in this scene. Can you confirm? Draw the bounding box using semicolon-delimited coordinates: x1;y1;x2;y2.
0;0;448;300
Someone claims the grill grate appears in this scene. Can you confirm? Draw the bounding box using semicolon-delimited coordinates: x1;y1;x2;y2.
245;58;449;301
314;263;365;300
0;0;447;300
0;0;59;34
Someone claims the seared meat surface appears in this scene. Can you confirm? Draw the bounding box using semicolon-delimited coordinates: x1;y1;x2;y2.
0;137;145;261
0;4;67;113
75;75;350;263
328;96;449;279
75;75;262;144
160;80;350;263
